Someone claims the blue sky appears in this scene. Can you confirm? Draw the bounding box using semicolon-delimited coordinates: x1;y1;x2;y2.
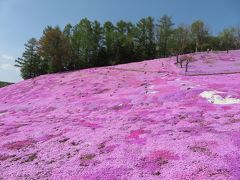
0;0;239;82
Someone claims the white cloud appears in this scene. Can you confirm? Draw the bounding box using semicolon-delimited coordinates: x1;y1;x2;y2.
0;53;22;82
0;63;17;70
0;54;15;62
0;53;17;71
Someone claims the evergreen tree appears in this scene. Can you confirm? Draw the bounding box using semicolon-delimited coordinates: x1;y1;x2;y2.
103;21;116;65
219;28;236;52
136;17;156;60
15;38;47;79
16;16;240;79
114;21;137;64
72;18;96;68
91;20;105;66
235;26;240;48
63;23;77;70
157;15;174;57
206;36;221;51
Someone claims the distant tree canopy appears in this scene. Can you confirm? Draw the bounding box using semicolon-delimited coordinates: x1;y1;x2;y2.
15;16;240;79
0;81;13;88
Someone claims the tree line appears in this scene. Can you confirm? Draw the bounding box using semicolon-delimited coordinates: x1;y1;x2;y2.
15;15;240;79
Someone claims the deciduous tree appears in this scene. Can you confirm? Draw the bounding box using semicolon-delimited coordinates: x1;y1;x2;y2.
39;26;71;73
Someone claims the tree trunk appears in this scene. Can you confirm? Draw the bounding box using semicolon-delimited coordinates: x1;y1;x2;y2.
185;60;189;72
195;41;198;52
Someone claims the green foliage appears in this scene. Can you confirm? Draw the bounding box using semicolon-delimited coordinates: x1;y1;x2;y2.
235;26;240;47
103;21;116;65
191;20;209;52
157;15;174;57
70;19;104;68
0;81;13;88
136;17;156;60
114;20;136;64
39;26;72;73
219;28;237;51
172;24;192;54
15;38;47;79
16;16;240;80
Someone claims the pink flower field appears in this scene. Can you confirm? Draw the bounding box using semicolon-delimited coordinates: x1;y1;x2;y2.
1;50;240;180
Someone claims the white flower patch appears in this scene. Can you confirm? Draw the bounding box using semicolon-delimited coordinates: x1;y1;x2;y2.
147;85;158;94
146;91;159;94
200;91;240;105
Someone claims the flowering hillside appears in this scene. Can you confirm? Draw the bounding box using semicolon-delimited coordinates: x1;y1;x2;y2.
1;50;240;179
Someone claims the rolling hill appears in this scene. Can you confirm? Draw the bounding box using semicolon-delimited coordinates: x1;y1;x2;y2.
1;50;240;179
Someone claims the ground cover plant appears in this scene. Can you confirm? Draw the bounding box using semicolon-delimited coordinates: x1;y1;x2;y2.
1;50;240;179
